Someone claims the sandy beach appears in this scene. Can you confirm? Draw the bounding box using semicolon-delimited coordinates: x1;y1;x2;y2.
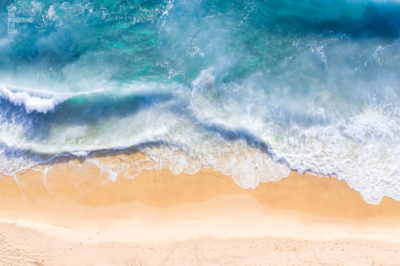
3;0;400;265
0;153;399;265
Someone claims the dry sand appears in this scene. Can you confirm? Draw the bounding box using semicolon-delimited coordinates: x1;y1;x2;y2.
1;154;400;265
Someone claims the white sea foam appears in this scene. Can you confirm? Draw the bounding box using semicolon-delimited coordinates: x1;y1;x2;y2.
0;102;398;205
0;81;174;114
188;68;400;205
82;143;291;188
0;69;399;206
266;106;400;205
0;85;66;113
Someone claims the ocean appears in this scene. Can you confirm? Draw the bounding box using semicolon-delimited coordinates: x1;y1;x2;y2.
1;0;400;204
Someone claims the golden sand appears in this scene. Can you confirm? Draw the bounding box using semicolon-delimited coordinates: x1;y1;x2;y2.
1;153;400;265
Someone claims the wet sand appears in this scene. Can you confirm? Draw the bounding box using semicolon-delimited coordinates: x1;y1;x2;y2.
1;154;400;265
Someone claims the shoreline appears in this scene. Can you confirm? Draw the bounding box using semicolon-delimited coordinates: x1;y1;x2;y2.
1;153;400;264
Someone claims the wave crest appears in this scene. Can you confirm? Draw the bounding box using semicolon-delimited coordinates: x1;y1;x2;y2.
0;86;67;114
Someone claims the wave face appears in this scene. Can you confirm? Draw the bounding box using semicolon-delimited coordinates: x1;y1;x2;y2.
1;0;400;204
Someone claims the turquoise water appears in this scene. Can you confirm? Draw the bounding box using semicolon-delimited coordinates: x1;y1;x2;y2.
1;0;400;204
